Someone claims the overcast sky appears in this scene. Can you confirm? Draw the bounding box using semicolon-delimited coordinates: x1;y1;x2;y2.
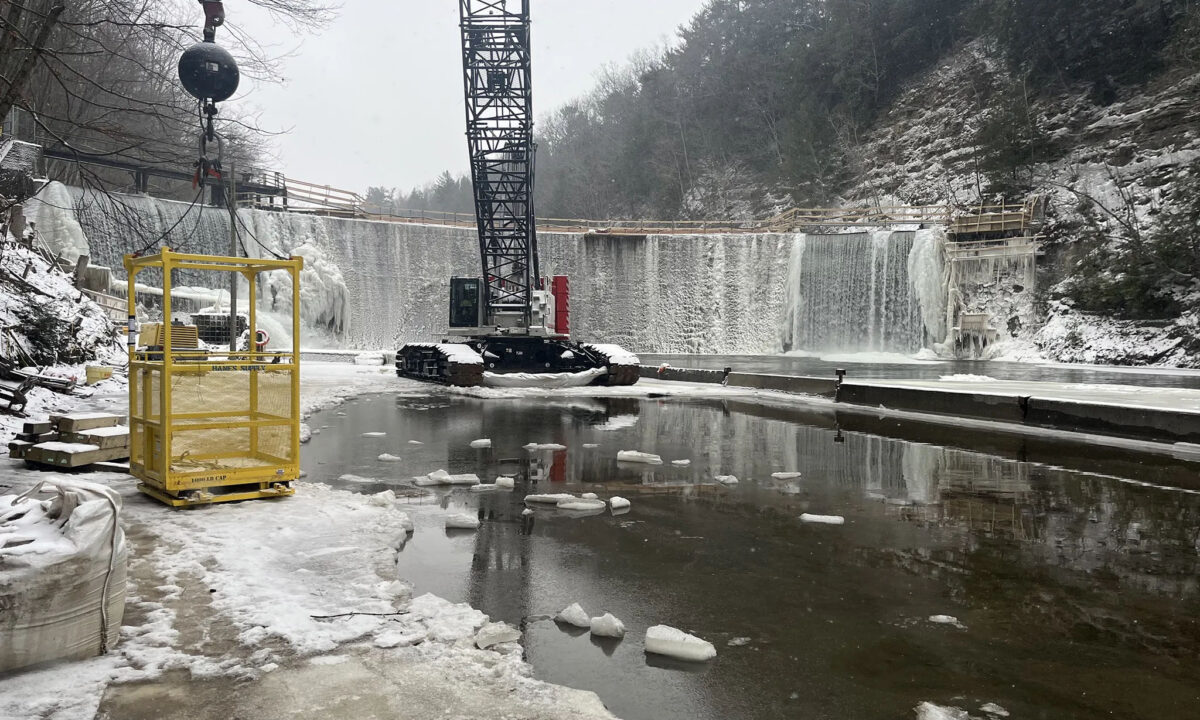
232;1;707;194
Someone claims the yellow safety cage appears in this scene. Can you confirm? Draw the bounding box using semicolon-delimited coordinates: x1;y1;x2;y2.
125;248;303;508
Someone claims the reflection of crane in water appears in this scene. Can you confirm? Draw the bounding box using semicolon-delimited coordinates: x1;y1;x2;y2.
458;397;640;626
463;452;544;628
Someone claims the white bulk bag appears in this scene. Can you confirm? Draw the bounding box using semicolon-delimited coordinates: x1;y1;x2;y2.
0;479;127;673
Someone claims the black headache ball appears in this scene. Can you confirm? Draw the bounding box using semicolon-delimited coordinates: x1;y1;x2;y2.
178;42;240;102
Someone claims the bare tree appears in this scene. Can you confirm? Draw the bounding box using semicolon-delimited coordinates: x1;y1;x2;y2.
4;0;335;198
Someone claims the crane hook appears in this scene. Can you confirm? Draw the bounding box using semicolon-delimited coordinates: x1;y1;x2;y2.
200;1;226;43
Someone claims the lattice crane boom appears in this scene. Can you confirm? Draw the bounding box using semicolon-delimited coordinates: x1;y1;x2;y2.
460;0;539;329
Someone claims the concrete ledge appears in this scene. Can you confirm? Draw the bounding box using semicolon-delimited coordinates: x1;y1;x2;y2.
647;366;1200;446
639;366;838;397
1026;397;1200;445
727;372;838;398
836;383;1027;423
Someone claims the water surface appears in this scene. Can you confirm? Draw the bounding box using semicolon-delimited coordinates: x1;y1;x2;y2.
304;392;1200;720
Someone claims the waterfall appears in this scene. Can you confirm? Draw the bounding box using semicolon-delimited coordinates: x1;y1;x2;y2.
781;229;945;354
54;185;797;351
46;183;949;354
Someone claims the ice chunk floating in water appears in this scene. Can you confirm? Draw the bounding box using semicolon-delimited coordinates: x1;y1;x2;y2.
617;450;662;465
928;614;966;629
525;493;576;505
469;439;492;449
590;613;626;639
444;514;480;530
524;442;567;452
644;625;716;661
800;513;845;525
557;498;606;512
914;702;970;720
609;496;631;510
555;603;591;628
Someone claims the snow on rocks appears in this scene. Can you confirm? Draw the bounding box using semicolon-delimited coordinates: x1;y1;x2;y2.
444;514;481;530
362;432;387;438
771;472;802;480
525;493;577;505
470;439;492;449
557;498;606;512
715;475;739;485
589;613;626;639
800;513;845;525
377;453;402;462
617;450;662;465
928;614;966;629
554;603;592;628
609;496;631;510
524;442;567;451
474;621;521;650
644;625;716;662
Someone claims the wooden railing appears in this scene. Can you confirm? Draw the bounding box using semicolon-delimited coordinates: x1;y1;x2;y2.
81;288;126;322
240;175;1045;238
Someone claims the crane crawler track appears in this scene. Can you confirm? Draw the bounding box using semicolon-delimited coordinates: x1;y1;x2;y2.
397;339;639;388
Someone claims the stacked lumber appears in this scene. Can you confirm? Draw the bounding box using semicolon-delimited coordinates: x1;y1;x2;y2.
8;413;129;469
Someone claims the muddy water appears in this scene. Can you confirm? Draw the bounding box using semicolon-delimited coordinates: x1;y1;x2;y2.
303;392;1200;720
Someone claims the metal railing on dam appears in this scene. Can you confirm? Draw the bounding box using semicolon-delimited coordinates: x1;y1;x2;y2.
239;175;1045;238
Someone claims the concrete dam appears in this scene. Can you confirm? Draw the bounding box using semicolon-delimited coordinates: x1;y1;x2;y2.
32;183;951;354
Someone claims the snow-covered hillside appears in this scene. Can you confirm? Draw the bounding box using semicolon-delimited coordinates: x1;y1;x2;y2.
846;39;1200;365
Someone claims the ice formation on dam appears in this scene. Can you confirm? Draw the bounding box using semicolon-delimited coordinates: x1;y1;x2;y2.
57;186;953;354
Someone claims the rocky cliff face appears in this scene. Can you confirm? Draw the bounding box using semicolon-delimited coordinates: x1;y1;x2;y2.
841;39;1200;365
